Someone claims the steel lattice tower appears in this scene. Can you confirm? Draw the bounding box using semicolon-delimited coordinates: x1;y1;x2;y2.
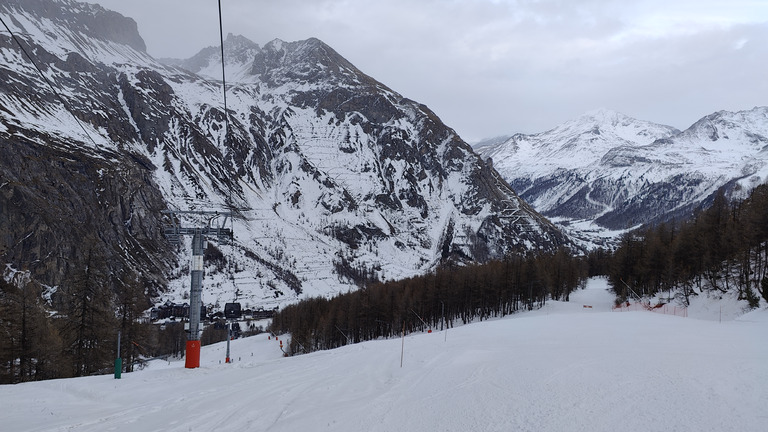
163;210;233;368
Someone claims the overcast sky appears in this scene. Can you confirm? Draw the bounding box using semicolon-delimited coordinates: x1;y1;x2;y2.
84;0;767;142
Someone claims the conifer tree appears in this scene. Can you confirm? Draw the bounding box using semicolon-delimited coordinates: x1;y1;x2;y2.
58;243;117;377
115;271;151;372
0;272;62;383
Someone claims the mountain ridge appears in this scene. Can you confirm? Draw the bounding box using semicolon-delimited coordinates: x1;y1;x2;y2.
476;106;768;247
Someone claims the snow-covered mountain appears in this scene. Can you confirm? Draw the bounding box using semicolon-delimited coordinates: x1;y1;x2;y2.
476;108;768;247
0;0;568;312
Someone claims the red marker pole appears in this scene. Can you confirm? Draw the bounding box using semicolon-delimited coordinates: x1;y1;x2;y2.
225;322;231;363
185;340;200;368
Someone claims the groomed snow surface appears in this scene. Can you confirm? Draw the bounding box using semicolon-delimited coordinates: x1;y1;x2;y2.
3;278;767;431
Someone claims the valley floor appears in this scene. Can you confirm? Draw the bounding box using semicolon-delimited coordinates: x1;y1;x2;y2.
2;278;766;431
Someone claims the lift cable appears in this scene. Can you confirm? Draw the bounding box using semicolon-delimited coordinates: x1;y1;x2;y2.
217;0;233;207
217;0;240;298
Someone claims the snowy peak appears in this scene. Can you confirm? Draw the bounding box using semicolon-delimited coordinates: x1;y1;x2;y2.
578;108;647;128
252;37;369;87
618;106;768;169
678;106;768;149
169;33;262;81
171;35;365;86
477;109;678;174
542;108;679;150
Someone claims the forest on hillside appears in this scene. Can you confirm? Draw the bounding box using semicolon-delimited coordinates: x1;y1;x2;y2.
0;235;191;384
605;184;768;307
269;249;587;355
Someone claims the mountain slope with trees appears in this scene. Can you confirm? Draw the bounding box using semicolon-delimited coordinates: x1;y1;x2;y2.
270;249;587;354
604;184;768;307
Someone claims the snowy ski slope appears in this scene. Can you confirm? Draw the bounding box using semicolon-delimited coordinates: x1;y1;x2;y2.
2;278;766;432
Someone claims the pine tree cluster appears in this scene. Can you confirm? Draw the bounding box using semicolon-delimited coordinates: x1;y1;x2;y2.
269;249;587;355
1;237;183;383
602;184;768;306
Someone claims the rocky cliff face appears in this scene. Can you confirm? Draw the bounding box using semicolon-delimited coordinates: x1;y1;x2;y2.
1;0;568;311
0;127;172;292
1;0;172;292
2;0;146;54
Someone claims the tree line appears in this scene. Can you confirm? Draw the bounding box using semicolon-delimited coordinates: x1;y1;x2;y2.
269;248;587;355
602;184;768;306
0;235;269;384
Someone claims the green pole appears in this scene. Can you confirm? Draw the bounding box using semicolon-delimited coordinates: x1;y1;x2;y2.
114;331;122;379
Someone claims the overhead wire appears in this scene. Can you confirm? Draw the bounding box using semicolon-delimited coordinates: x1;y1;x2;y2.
217;0;239;298
217;0;233;209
